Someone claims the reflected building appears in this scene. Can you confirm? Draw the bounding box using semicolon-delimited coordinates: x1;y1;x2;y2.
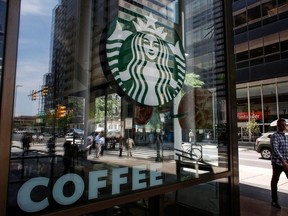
233;0;288;138
45;0;228;139
0;0;7;85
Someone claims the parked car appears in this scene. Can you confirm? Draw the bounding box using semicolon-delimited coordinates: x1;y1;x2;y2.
255;132;273;159
255;132;288;159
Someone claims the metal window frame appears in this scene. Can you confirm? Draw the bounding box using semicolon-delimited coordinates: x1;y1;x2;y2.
0;1;21;216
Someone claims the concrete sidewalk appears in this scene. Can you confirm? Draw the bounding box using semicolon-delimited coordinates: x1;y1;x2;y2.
238;142;288;215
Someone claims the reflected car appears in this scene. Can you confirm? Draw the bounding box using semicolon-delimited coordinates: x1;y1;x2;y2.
65;128;84;145
255;132;288;159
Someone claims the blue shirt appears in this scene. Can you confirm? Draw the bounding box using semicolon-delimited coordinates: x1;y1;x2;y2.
271;131;288;166
95;135;100;144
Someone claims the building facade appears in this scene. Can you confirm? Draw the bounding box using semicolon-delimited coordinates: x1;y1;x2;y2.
233;0;288;139
0;1;238;216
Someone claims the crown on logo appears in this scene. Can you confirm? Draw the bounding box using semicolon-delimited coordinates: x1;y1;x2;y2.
133;14;167;40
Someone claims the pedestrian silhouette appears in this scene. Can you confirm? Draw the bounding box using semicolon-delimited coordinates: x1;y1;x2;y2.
63;141;74;174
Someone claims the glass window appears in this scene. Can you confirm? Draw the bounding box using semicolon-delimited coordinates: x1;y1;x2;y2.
262;0;277;17
250;47;263;58
264;43;280;55
278;0;288;7
234;11;247;27
263;33;279;47
236;51;249;62
236;61;249;68
249;37;263;50
262;0;278;24
248;20;262;30
262;84;277;123
278;0;288;19
277;82;288;119
237;88;248;120
234;26;247;34
8;0;230;215
163;178;230;215
280;31;288;54
249;86;263;136
236;87;248;140
280;40;288;51
265;53;280;62
234;41;248;53
247;5;261;22
250;57;264;66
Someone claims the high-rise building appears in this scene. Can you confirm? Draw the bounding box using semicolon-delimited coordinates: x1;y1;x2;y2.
1;1;239;215
233;0;288;139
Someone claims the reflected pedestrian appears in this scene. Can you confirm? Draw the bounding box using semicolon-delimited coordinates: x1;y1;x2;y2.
270;118;288;209
21;133;32;151
99;133;105;156
38;134;44;143
32;134;37;144
95;131;105;158
87;133;94;155
189;129;194;143
119;136;124;157
47;137;55;153
63;141;74;174
126;136;135;157
207;131;211;143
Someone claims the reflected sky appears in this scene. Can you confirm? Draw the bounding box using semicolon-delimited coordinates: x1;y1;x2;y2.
14;0;58;116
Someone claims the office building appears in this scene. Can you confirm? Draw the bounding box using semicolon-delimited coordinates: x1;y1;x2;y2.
233;0;288;139
0;1;238;215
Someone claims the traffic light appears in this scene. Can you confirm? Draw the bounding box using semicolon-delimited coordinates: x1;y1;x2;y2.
57;105;66;118
42;86;48;96
32;91;38;100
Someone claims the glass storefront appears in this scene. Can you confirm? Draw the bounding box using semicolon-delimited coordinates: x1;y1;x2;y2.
237;77;288;140
1;1;238;215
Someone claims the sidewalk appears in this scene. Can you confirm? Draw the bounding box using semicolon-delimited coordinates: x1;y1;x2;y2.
238;142;288;215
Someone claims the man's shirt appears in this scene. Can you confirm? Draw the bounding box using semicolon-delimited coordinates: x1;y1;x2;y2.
99;137;105;145
271;131;288;166
95;135;100;144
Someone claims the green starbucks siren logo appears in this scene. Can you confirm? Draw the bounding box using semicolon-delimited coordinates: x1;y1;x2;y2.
106;14;186;106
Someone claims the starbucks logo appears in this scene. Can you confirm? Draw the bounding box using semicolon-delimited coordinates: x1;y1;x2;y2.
106;14;186;106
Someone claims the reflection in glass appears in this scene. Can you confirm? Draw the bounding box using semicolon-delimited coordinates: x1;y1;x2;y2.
163;178;229;216
249;86;262;123
0;0;7;91
237;87;248;141
8;0;230;215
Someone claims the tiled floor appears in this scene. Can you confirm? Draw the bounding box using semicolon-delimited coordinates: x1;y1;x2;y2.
241;196;288;216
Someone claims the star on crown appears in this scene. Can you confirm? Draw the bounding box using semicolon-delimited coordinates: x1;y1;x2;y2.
133;14;167;40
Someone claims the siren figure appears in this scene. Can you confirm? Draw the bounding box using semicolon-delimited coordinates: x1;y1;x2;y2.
118;16;177;106
106;14;186;106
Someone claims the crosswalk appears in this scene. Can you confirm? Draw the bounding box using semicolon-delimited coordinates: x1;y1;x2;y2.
88;146;175;160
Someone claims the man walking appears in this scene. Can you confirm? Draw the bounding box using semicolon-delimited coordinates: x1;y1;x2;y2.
270;118;288;209
94;131;102;158
126;136;135;157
